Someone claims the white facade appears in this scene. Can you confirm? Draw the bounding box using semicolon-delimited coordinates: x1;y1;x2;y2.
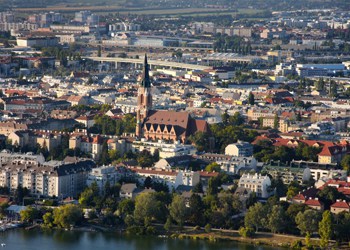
238;173;273;198
132;139;196;158
87;165;120;192
225;141;253;157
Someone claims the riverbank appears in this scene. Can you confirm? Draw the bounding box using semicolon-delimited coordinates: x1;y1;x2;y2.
30;222;350;249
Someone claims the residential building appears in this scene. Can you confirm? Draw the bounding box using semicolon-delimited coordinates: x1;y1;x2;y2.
330;200;350;214
0;159;94;197
87;165;120;192
225;141;253;157
238;173;273;198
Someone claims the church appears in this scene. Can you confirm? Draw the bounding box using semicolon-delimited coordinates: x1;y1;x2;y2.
136;55;210;143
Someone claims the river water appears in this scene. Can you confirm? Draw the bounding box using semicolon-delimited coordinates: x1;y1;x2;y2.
0;229;282;250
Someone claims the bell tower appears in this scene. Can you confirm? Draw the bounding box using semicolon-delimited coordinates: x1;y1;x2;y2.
136;54;152;137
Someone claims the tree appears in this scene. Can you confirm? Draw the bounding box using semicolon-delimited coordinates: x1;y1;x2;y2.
315;78;325;91
137;150;154;168
329;81;337;97
53;204;83;229
78;182;99;207
204;223;211;233
117;199;135;218
340;154;350;172
333;212;350;243
267;205;286;233
248;92;255;105
244;202;266;232
295;210;321;235
97;45;102;57
109;149;120;162
188;194;205;226
99;140;111;165
319;210;332;248
229;112;244;126
188;131;211;152
205;162;221;172
239;226;254;238
164;217;172;232
221;111;229;125
43;212;54;228
144;176;153;188
20;206;40;223
273;114;279;130
169;195;187;228
134;193;163;226
317;186;346;210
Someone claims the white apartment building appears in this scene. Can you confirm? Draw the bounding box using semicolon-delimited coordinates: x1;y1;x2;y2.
238;173;273;198
87;165;120;192
132;139;196;158
0;160;94;198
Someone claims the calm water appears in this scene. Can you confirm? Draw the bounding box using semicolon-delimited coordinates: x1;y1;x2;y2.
0;229;281;250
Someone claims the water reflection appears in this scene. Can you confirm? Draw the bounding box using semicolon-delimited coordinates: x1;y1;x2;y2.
0;229;281;250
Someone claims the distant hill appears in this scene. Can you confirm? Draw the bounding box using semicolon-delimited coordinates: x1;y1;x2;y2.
2;0;349;11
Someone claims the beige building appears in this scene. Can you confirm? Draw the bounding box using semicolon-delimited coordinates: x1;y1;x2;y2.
330;200;350;214
0;122;28;137
0;160;94;197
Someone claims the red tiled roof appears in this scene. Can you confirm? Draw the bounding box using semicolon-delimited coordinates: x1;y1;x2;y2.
293;193;306;201
305;199;322;207
199;171;219;177
129;167;178;176
331;201;350;209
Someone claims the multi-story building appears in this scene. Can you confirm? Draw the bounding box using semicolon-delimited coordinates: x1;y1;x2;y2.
132;139;196;158
238;173;273;198
225;141;253;157
0;159;94;198
87;165;121;192
127;166;200;190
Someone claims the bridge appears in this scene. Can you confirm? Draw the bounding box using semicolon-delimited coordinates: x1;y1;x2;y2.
84;56;213;71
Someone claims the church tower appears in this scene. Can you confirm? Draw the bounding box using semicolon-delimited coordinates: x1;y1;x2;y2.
136;54;152;137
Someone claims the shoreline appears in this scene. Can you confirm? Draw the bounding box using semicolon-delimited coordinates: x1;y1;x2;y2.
22;223;350;249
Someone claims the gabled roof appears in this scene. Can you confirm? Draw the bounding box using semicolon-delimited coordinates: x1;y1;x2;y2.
331;201;350;209
305;198;322;207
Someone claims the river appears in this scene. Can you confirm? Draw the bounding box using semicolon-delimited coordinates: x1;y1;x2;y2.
0;229;282;250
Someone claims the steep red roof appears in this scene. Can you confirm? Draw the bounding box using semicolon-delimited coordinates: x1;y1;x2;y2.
305;198;322;207
331;201;350;209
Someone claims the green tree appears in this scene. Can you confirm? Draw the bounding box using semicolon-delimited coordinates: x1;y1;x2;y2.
188;194;205;226
267;205;286;233
229;112;245;126
164;217;172;232
341;154;350;172
205;162;221;172
188;131;211;152
319;210;332;248
315;78;325;91
78;182;99;207
169;195;187;228
273;114;279;130
204;223;211;233
295;210;321;235
20;206;40;223
238;226;255;238
248;92;255;105
53;204;83;229
43;212;54;228
97;45;102;57
134;193;163;226
244;202;266;232
137;150;154;168
99;140;111;165
317;186;346;210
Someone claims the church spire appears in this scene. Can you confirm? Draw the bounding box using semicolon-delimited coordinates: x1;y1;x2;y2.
140;54;151;88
